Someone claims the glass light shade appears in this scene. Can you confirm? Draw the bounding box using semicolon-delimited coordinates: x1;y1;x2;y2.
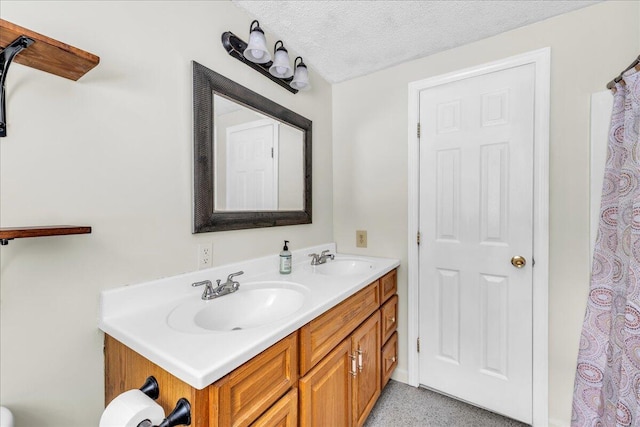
243;29;271;63
269;49;293;78
290;64;310;91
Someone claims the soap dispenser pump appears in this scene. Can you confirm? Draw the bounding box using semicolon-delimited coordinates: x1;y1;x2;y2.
279;240;292;274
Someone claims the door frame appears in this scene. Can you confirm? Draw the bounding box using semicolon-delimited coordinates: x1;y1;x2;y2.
407;48;550;426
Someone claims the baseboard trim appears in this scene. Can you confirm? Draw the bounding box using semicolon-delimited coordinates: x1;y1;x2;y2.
549;417;569;427
390;368;408;384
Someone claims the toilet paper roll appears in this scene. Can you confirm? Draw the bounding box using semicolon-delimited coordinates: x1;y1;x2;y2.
100;389;165;427
0;406;15;427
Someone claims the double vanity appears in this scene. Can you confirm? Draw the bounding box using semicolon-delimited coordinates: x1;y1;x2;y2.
100;243;399;426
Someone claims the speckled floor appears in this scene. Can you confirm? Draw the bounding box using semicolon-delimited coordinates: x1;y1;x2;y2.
364;380;530;427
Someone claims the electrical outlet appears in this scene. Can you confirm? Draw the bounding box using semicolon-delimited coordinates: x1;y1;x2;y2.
356;230;367;248
198;243;213;269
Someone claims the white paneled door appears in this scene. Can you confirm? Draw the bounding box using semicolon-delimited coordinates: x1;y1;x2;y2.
418;63;535;423
226;120;279;210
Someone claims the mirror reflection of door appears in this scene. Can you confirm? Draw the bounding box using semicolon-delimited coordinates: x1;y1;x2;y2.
225;120;279;210
213;93;304;212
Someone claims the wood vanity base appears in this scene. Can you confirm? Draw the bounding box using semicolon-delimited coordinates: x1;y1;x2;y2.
105;335;211;425
104;269;398;427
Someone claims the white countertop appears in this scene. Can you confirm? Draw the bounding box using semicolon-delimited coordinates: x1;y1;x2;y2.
99;243;400;389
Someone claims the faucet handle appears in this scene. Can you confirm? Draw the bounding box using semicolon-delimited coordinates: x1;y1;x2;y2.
320;250;335;260
192;280;212;288
226;270;244;281
193;280;216;300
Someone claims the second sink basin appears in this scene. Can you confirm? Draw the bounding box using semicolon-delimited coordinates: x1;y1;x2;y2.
308;259;375;276
168;281;309;333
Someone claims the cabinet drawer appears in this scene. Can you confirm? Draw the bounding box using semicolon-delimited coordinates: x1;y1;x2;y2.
379;270;397;303
216;332;298;427
299;281;380;375
381;332;398;388
380;295;398;344
250;388;297;427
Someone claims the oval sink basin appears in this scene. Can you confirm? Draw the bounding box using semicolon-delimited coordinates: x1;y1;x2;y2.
309;259;375;276
168;281;308;333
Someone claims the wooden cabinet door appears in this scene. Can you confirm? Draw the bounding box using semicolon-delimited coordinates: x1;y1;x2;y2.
299;339;352;427
380;295;398;344
251;388;298;427
351;311;381;427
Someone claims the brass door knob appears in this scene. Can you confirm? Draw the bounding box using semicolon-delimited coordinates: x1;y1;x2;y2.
511;256;526;268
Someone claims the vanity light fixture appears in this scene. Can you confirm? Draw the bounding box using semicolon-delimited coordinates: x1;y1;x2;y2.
269;41;293;79
221;21;311;94
290;57;311;91
243;20;270;64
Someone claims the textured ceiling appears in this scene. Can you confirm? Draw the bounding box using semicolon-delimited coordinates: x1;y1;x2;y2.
233;0;600;83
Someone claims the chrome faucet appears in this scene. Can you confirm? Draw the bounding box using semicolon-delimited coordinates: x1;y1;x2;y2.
216;271;244;296
192;270;244;300
308;250;335;266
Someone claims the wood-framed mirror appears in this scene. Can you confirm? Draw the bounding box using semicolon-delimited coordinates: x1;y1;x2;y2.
192;61;312;233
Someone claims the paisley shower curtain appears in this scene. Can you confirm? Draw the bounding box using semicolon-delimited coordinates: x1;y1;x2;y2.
572;68;640;426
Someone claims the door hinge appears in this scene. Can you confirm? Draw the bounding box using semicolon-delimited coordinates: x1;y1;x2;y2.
532;257;535;267
417;122;421;138
417;337;420;353
271;147;274;158
417;231;421;245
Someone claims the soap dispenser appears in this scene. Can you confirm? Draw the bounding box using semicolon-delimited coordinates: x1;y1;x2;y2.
279;240;292;274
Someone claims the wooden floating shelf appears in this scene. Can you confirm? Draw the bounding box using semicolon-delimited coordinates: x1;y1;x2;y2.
0;19;99;81
0;225;92;244
0;21;97;239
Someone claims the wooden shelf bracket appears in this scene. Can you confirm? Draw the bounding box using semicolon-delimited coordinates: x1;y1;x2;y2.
0;19;100;137
0;36;34;137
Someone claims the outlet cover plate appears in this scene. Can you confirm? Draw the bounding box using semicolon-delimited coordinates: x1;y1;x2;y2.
198;243;213;269
356;230;367;248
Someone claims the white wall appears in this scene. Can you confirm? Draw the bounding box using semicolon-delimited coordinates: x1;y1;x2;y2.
331;1;639;425
0;2;332;425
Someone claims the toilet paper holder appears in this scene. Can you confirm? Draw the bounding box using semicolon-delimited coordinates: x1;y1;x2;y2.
138;398;191;427
136;377;191;427
139;376;160;400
